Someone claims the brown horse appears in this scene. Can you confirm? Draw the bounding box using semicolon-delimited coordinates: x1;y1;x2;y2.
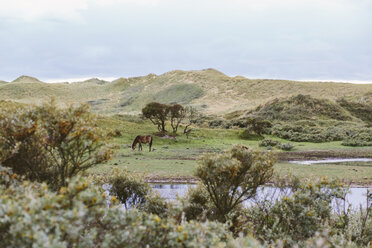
132;135;153;152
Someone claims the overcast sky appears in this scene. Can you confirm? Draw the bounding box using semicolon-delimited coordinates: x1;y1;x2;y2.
0;0;372;83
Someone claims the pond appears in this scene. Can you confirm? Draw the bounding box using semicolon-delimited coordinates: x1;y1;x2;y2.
289;158;372;165
152;184;371;210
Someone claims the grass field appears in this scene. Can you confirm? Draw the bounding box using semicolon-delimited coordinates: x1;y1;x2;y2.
88;115;372;186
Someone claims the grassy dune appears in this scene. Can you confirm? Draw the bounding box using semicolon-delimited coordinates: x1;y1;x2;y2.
1;69;372;116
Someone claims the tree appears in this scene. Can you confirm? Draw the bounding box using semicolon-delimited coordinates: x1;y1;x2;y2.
195;145;276;222
169;104;185;133
142;102;170;132
245;118;272;137
183;106;199;138
0;100;112;190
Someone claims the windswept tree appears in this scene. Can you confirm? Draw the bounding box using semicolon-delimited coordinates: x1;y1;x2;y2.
245;117;272;137
169;104;185;133
142;102;170;132
183;106;199;138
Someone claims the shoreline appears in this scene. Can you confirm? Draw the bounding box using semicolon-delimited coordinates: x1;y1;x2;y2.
144;176;372;188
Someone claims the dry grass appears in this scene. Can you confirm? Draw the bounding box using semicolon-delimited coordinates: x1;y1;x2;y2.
1;69;372;116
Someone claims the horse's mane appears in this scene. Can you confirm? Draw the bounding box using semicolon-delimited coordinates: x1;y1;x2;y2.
132;135;140;148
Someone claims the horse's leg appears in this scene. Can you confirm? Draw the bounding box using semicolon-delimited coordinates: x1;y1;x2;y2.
139;143;142;151
149;142;152;152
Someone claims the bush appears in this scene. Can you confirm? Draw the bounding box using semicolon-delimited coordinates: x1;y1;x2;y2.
109;169;171;217
259;139;280;148
181;184;214;221
0;167;244;248
270;121;372;145
242;178;347;246
250;94;354;122
341;128;372;146
279;142;295;151
195;145;276;222
0;100;112;190
109;169;151;209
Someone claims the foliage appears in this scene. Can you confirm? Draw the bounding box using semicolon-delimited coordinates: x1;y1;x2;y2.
259;139;280;148
0;100;112;190
181;184;214;221
151;83;205;105
182;106;200;138
109;169;151;209
337;98;372;123
278;142;295;151
142;102;196;134
142;102;170;132
244;118;272;137
0;167;244;248
169;104;185;133
241;178;347;246
139;191;171;218
251;94;354;122
271;121;372;146
341;128;372;146
195;145;276;222
109;169;171;217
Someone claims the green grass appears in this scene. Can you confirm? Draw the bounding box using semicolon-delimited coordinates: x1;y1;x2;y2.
275;161;372;185
88;116;372;185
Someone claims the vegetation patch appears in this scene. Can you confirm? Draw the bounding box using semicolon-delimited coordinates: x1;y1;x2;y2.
151;83;204;104
250;94;354;121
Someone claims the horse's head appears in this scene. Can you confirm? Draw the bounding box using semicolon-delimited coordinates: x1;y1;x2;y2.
131;145;136;151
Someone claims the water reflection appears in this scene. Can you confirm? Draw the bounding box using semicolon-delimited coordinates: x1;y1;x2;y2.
289;158;372;165
152;184;371;210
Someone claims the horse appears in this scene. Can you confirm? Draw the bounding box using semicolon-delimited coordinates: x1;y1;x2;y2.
132;135;153;152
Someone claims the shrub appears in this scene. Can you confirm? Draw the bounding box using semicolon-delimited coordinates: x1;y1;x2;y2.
0;167;244;248
279;142;295;151
245;118;272;137
0;100;112;190
337;98;372;123
195;145;276;222
270;121;372;144
139;191;170;218
181;184;214;221
259;139;280;147
250;94;354;122
242;178;347;246
109;169;172;217
109;169;151;209
341;128;372;146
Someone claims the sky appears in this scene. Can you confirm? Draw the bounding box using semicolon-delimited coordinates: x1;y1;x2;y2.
0;0;372;83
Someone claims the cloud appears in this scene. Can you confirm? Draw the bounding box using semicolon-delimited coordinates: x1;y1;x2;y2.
0;0;162;22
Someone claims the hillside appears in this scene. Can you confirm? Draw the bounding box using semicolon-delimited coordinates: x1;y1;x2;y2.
1;69;372;116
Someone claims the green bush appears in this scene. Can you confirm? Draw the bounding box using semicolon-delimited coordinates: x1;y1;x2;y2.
0;166;251;248
242;178;347;246
0;100;112;190
341;128;372;146
259;139;280;147
109;169;151;209
337;98;372;123
181;184;214;221
109;169;171;217
250;94;354;122
195;145;276;222
279;142;295;151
